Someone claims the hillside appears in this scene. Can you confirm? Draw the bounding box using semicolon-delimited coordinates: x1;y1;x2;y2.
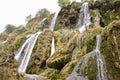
0;0;120;80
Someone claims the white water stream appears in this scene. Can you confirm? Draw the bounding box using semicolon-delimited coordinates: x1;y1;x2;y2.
78;2;91;33
15;32;41;73
66;35;108;80
49;8;61;56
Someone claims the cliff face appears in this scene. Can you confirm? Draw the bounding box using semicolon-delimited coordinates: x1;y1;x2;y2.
0;0;120;80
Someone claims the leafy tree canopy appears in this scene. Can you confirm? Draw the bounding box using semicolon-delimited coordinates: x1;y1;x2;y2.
35;8;50;18
4;24;16;34
25;15;32;22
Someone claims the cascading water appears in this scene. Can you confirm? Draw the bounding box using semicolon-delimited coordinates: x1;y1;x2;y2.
66;50;94;80
49;8;61;56
15;32;41;73
78;2;91;33
95;35;108;80
39;18;47;29
14;36;33;62
49;9;60;31
50;37;55;56
66;35;108;80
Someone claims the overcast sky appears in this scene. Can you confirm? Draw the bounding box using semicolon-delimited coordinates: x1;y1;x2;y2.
0;0;60;33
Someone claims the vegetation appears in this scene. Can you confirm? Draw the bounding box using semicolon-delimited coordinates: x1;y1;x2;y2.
13;25;26;34
0;0;120;80
35;8;50;18
25;14;32;22
4;24;16;34
58;0;71;7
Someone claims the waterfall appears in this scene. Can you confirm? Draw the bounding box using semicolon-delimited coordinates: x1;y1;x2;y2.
66;35;108;80
14;36;33;62
78;2;91;33
50;37;55;56
49;8;60;56
15;32;41;73
95;35;108;80
49;9;60;31
95;35;101;50
66;51;94;80
38;18;47;29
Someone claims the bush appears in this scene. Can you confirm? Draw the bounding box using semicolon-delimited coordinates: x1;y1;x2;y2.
58;0;71;7
35;8;50;18
4;24;16;34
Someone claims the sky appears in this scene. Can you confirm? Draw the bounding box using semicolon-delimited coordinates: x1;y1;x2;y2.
0;0;60;33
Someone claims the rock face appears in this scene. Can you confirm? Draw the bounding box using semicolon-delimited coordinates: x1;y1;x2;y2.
0;0;120;80
55;2;81;30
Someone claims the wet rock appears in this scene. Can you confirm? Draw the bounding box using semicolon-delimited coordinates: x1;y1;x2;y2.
66;72;89;80
47;54;71;70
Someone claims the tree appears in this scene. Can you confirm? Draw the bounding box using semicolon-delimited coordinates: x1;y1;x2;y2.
26;15;32;22
4;24;16;34
35;8;50;18
14;25;26;34
58;0;71;7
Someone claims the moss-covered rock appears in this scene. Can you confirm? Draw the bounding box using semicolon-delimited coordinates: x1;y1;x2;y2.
47;53;71;70
90;9;101;27
46;29;83;70
78;56;97;80
25;14;53;31
55;2;82;30
0;51;22;80
101;20;120;80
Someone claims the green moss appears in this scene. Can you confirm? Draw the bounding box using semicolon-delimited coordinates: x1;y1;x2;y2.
4;35;26;53
33;39;40;53
87;57;97;80
101;20;120;80
101;35;120;79
60;60;77;77
90;9;101;18
71;2;82;9
77;57;97;80
26;67;33;74
76;46;81;52
86;38;95;53
55;24;62;30
49;70;65;80
47;54;71;70
103;10;120;26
